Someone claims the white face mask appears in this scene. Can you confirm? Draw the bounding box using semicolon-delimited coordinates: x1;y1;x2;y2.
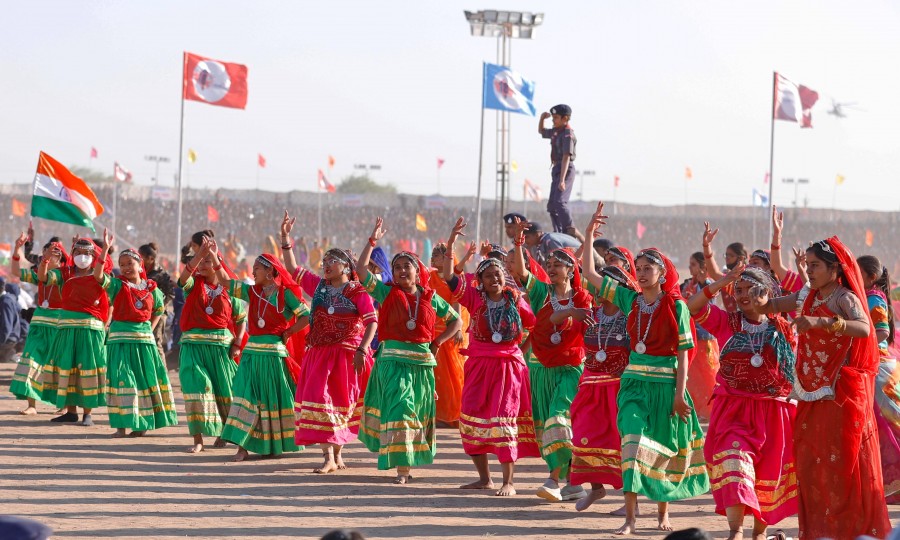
73;254;94;269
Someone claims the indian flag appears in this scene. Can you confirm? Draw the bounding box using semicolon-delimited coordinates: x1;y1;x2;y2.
32;151;104;231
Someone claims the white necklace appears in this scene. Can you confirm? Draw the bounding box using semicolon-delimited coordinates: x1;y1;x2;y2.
251;285;280;328
404;289;420;331
811;286;838;311
325;282;348;315
126;279;150;309
594;311;623;362
483;293;506;344
741;316;769;368
203;283;223;316
634;294;662;354
549;288;571;345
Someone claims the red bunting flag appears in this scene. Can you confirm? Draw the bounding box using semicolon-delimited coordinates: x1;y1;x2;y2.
437;158;445;169
318;169;336;193
774;72;819;128
258;154;266;168
207;205;219;223
183;52;249;110
763;172;770;184
90;147;98;159
11;198;26;217
328;155;336;168
614;175;620;188
636;221;647;240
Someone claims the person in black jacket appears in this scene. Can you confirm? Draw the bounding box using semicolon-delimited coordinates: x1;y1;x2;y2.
139;243;175;359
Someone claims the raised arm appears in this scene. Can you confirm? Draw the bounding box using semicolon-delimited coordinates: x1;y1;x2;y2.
356;217;386;285
94;228;113;283
442;217;467;282
581;202;608;290
768;206;790;281
179;239;210;286
538;111;550;134
791;246;809;285
206;238;229;284
686;262;744;315
11;231;27;280
702;221;724;281
279;210;299;275
508;218;531;283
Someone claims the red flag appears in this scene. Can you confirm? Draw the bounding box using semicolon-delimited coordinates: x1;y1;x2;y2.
437;158;445;169
763;172;770;184
207;205;219;222
11;198;26;217
328;155;336;168
318;169;336;193
774;72;819;128
258;154;266;168
183;52;248;110
113;162;132;183
865;229;874;247
636;221;647;240
90;147;98;159
614;175;620;188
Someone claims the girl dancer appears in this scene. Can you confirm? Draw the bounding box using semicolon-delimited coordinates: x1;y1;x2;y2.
216;240;310;462
97;230;177;437
356;218;461;484
508;218;592;503
9;233;66;414
758;237;890;539
587;203;709;534
441;218;539;496
39;237;112;426
686;263;798;540
179;239;247;453
279;212;378;474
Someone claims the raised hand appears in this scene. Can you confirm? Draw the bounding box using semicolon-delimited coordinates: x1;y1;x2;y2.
101;228;114;252
792;246;807;273
586;201;608;238
724;261;746;283
14;231;28;249
511;217;529;240
702;221;719;248
370;217;387;243
479;241;492;258
771;205;784;241
281;210;296;238
450;216;467;238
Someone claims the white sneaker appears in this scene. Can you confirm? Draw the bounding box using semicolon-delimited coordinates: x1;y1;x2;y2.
536;483;562;502
561;484;588;501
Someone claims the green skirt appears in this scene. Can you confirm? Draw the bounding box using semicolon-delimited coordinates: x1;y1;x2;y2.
107;341;178;431
41;326;107;409
359;357;436;470
179;342;238;437
10;324;56;403
221;351;300;455
617;377;710;502
530;362;583;477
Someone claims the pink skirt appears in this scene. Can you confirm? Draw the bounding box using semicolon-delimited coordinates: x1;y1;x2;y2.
458;355;540;463
705;393;797;525
294;343;373;446
569;372;623;488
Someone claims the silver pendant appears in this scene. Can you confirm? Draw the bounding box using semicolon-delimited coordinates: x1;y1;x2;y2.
327;306;335;315
94;299;100;306
750;354;764;368
406;319;416;331
491;332;502;344
135;300;143;309
205;306;214;315
41;300;49;308
635;341;647;354
595;350;607;362
615;334;624;341
257;318;266;328
550;332;562;345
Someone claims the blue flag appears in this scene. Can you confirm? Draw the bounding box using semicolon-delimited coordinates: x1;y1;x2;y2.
752;188;769;207
482;62;536;116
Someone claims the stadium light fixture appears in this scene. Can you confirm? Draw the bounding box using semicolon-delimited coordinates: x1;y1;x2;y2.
464;10;544;39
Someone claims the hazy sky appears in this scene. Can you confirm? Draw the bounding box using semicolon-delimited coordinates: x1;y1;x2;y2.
2;1;898;211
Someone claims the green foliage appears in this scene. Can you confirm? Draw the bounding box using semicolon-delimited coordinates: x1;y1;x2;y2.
336;174;397;194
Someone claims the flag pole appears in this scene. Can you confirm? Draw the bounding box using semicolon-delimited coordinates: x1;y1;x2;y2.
474;62;486;246
317;183;323;243
111;180;118;242
436;162;441;195
767;71;777;239
175;52;187;262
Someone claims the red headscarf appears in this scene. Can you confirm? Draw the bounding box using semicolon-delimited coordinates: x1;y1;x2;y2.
637;247;697;360
549;247;582;290
609;246;637;279
70;238;113;274
257;253;303;302
822;236;879;374
391;251;431;289
48;241;69;267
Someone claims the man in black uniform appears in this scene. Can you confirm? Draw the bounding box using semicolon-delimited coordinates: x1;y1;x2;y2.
538;104;584;242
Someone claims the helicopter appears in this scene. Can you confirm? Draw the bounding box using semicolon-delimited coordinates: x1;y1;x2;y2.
827;98;863;118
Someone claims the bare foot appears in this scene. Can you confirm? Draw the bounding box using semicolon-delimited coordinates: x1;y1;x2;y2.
335;454;347;470
614;520;636;535
657;511;673;532
230;448;249;462
128;430;146;438
460;479;495;490
19;406;37;416
496;483;516;496
393;474;413;484
576;485;607;512
727;530;744;540
314;457;338;474
752;533;766;540
111;429;128;438
187;443;204;454
213;438;227;448
610;503;641;516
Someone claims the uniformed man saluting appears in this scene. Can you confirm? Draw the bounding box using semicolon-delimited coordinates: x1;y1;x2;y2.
538;104;584;242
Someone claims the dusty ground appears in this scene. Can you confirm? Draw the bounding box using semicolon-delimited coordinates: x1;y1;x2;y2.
2;359;865;540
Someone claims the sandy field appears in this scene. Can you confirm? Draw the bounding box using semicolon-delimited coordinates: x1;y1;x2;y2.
2;360;887;540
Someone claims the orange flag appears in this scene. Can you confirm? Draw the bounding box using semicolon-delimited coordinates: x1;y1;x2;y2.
207;205;219;223
684;167;693;180
11;198;26;217
865;229;874;247
328;155;336;168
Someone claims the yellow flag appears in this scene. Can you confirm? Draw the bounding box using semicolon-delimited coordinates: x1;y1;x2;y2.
188;149;197;164
415;213;427;232
835;174;845;185
511;161;519;173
